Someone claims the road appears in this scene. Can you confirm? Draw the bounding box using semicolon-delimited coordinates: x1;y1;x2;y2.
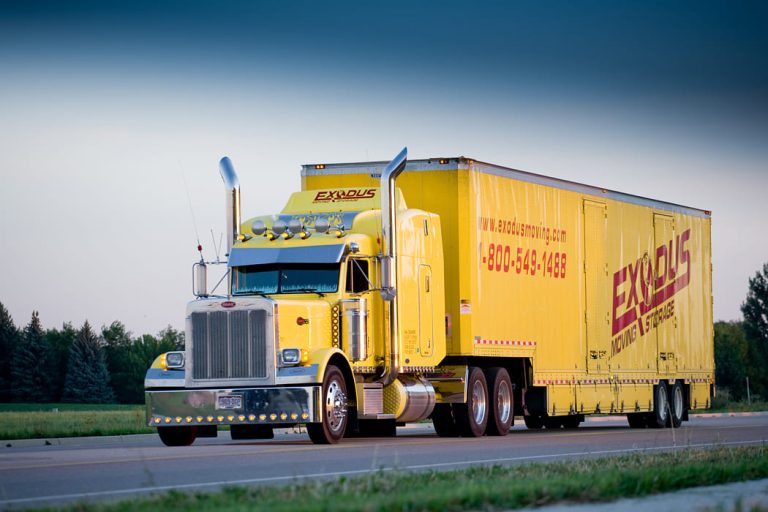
1;414;766;509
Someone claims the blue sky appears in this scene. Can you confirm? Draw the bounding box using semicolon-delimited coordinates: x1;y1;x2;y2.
1;1;766;334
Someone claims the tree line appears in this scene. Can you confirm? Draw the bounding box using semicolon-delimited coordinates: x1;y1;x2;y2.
0;262;766;405
716;262;768;402
0;303;183;404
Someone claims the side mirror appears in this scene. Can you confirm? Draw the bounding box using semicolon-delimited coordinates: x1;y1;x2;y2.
193;261;208;297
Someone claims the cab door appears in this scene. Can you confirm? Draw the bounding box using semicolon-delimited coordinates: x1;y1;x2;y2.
418;264;434;357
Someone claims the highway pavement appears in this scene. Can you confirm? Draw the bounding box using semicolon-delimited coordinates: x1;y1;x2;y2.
1;414;766;509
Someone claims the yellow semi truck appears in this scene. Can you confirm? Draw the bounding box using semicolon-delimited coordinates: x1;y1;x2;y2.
145;149;714;445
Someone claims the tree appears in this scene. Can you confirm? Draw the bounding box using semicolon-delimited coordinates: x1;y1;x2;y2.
102;321;136;404
742;262;768;397
11;311;52;402
157;325;185;350
714;321;749;400
45;323;77;402
0;302;18;402
62;321;115;403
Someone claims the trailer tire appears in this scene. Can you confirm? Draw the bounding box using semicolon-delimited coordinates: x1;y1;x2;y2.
649;381;671;428
485;367;514;436
544;416;563;429
524;414;545;429
669;381;685;428
158;426;197;446
307;365;348;444
454;367;489;437
431;404;459;437
627;413;648;428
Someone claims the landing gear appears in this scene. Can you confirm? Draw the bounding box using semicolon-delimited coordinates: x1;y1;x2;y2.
523;414;545;429
307;365;348;444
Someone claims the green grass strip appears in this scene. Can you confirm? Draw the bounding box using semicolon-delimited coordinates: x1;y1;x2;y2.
0;409;153;439
44;445;768;512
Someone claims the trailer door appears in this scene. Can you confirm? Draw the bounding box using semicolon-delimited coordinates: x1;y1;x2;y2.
653;214;677;374
584;201;610;374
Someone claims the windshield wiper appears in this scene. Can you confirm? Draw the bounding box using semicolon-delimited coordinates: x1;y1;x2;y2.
285;288;326;297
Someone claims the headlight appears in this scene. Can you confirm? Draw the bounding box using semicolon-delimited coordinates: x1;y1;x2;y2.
281;348;301;366
166;351;185;369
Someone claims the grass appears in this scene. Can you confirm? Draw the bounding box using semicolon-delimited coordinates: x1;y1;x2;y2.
42;445;768;511
0;403;152;440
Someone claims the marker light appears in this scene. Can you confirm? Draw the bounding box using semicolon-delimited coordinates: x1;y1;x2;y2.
314;164;326;169
439;159;449;164
252;220;267;236
237;233;252;242
315;218;330;233
272;220;287;236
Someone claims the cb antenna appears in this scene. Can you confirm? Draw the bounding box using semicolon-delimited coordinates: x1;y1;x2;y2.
179;161;204;261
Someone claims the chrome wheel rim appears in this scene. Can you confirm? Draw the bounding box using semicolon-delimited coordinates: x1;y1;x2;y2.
657;385;668;422
497;380;512;425
472;380;487;425
673;385;684;420
325;378;347;433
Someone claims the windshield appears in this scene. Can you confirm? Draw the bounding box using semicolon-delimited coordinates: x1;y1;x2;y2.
232;263;340;295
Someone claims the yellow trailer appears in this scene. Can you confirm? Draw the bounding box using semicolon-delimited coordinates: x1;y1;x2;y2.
145;149;713;445
301;155;713;431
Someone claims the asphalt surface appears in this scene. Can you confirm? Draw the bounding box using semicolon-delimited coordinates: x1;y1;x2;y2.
1;414;767;510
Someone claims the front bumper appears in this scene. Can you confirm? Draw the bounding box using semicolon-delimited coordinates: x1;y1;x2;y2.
146;386;322;427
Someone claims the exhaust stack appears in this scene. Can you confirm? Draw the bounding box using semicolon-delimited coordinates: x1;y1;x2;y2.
378;147;408;386
218;157;241;255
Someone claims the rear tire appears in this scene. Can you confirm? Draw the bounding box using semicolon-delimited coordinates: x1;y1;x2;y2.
158;426;197;446
307;365;348;444
485;367;514;436
432;404;459;437
454;367;489;437
649;381;671;428
669;381;685;428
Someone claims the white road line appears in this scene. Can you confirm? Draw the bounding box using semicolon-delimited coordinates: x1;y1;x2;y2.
2;439;765;506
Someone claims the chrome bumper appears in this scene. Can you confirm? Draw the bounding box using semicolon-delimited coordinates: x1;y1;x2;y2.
146;386;321;426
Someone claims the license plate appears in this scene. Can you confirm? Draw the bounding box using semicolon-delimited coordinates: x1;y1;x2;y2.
217;394;243;410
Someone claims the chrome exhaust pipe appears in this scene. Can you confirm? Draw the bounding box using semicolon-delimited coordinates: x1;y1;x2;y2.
378;147;407;386
218;157;241;256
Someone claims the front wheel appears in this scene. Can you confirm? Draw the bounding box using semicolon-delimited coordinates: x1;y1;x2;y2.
307;365;348;444
454;367;489;437
158;426;197;446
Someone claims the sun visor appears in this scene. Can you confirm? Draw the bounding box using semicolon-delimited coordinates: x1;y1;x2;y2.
228;245;346;267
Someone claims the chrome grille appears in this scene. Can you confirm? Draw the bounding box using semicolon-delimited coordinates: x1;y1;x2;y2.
191;309;268;380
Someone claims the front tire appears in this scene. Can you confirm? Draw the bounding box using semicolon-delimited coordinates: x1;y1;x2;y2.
454;367;489;437
307;365;348;444
485;367;514;436
158;426;197;446
649;381;671;428
669;381;685;428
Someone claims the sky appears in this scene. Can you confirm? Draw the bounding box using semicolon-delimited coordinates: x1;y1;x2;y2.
1;1;766;335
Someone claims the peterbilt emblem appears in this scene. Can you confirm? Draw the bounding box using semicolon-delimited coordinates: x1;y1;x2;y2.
221;301;236;308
